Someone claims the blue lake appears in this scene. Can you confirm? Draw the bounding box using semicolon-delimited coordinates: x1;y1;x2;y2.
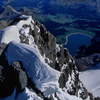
64;34;91;56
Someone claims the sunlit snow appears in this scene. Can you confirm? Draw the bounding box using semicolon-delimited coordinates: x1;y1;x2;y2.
80;69;100;97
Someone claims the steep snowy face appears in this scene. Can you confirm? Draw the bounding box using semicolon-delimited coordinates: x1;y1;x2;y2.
4;41;60;96
0;15;94;100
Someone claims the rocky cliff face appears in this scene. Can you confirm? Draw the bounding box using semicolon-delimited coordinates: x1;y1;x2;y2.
0;15;94;100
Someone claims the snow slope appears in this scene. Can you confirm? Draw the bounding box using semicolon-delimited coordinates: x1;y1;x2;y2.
4;41;82;100
79;68;100;97
0;25;20;44
5;41;60;96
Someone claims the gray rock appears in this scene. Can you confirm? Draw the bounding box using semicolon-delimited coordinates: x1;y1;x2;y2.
32;23;56;68
12;62;28;93
19;34;29;44
0;43;7;56
0;61;28;98
0;65;17;98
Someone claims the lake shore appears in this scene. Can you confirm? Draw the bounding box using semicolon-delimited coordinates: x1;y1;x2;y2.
63;32;92;46
63;33;92;56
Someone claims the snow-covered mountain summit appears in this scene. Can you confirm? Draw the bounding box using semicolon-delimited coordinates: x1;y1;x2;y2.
0;15;94;100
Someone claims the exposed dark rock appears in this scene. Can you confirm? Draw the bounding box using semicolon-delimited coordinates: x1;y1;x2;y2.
11;62;28;94
55;46;70;71
19;34;29;44
32;23;56;68
56;45;65;71
0;20;8;30
95;97;100;100
0;65;18;98
58;72;68;88
0;43;7;56
75;59;88;71
0;61;28;98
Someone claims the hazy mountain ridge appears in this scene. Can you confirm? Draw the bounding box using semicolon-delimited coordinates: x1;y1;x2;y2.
0;5;20;29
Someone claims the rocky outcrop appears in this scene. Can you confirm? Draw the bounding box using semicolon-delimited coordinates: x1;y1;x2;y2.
0;59;48;99
0;20;8;30
0;43;6;55
33;22;57;68
0;61;28;98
